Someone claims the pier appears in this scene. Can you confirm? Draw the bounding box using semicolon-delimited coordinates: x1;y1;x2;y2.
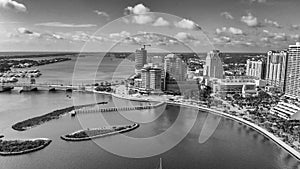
75;102;165;114
0;82;86;92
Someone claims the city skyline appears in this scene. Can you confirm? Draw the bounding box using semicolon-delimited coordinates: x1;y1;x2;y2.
0;0;300;52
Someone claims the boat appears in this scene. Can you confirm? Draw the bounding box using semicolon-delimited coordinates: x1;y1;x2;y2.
70;111;76;117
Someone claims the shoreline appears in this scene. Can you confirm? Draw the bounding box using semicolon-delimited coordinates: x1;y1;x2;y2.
61;123;139;141
0;138;52;156
168;102;300;161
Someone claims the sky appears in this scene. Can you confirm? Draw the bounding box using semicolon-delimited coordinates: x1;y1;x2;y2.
0;0;300;52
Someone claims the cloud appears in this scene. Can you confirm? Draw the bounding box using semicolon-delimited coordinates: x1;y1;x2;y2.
213;36;231;44
264;19;282;28
123;4;154;25
174;19;202;30
290;24;300;30
241;13;260;27
109;31;131;39
220;12;234;20
153;17;170;26
174;32;197;42
124;3;150;15
216;27;244;35
94;10;110;20
0;0;26;12
17;27;41;37
132;15;154;24
249;0;267;3
35;22;97;28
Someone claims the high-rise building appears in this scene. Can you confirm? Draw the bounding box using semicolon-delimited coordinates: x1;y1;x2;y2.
141;66;162;91
285;42;300;98
164;54;187;82
266;51;288;92
150;68;162;91
135;48;147;74
141;67;151;90
246;59;266;80
204;50;224;79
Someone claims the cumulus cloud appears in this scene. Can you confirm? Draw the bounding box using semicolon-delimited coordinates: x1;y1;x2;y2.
124;3;150;15
94;10;110;20
174;19;202;30
220;12;234;20
0;0;26;12
264;19;282;28
123;4;154;24
241;13;260;27
16;27;66;40
153;17;170;26
216;27;244;35
35;22;97;28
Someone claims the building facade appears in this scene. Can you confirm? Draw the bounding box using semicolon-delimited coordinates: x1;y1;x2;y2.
204;50;224;79
141;66;162;91
266;51;288;92
285;42;300;98
135;48;147;74
164;54;187;82
246;59;266;80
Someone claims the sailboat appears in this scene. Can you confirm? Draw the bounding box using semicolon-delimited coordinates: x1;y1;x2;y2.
157;158;163;169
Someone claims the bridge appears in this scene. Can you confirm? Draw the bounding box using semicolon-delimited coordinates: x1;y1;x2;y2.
75;102;165;114
0;82;87;92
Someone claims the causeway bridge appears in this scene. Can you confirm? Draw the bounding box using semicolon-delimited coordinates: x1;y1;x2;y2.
75;102;165;114
0;82;87;92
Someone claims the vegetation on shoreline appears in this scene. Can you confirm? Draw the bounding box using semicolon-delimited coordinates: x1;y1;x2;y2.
0;135;4;139
0;138;51;156
61;123;139;141
12;102;108;131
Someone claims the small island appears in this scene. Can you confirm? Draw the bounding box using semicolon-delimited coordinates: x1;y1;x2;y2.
61;123;139;141
0;138;51;156
12;102;109;131
0;135;4;139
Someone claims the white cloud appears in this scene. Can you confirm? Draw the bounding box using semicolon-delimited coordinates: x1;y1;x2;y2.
174;32;197;42
221;12;234;20
153;17;169;26
17;27;41;37
132;15;154;24
0;0;26;12
94;10;110;20
174;19;201;30
264;19;281;28
216;27;244;35
249;0;267;3
35;22;97;28
124;4;150;15
291;24;300;30
241;13;260;27
213;36;231;43
123;4;154;25
109;31;131;39
273;33;288;41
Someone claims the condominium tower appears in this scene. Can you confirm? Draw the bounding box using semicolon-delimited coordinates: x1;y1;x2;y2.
266;51;288;92
204;50;224;79
285;42;300;98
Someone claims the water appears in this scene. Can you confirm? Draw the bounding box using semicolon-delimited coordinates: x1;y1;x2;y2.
0;55;299;169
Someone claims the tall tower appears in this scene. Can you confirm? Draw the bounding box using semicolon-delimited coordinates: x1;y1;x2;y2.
204;50;224;79
135;48;147;74
285;42;300;98
150;68;162;91
246;59;266;79
266;51;288;92
141;67;151;90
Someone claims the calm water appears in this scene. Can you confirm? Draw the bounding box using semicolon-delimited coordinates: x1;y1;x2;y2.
0;55;299;169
